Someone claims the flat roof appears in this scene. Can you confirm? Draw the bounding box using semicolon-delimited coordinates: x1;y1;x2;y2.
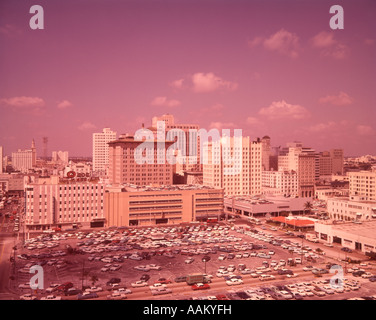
330;220;376;239
109;184;223;193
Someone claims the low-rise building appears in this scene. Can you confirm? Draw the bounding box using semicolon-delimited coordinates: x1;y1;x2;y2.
315;220;376;254
105;184;224;227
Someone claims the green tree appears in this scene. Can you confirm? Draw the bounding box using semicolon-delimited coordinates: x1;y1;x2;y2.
304;201;313;215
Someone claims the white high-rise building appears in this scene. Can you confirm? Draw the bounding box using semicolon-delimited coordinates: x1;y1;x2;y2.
11;140;37;173
203;136;262;196
92;128;117;174
0;146;3;173
349;171;376;201
52;151;69;165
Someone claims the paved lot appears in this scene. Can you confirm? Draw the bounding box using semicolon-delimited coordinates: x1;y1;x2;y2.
8;222;376;300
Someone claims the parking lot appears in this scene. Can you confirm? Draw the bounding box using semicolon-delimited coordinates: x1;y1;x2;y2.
12;222;376;300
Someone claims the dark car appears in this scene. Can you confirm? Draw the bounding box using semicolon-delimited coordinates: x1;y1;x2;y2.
236;291;250;300
141;274;151;281
77;292;98;300
353;271;366;277
64;288;82;296
106;278;121;285
369;276;376;282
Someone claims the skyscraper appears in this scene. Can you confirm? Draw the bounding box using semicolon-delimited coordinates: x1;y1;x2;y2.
0;146;3;173
108;134;174;186
92;128;117;174
203;136;262;196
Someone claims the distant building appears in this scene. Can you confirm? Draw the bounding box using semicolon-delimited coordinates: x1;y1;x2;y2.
150;114;201;173
262;170;298;197
105;184;224;227
11;140;37;173
0;146;3;173
52;151;69;165
261;136;271;171
92;128;117;174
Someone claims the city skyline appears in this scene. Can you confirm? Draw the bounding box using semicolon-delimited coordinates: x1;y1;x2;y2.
1;0;375;157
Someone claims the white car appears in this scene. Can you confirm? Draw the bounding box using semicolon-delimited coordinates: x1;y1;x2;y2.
226;278;243;286
85;286;103;293
147;264;161;270
18;283;31;290
117;288;132;294
20;293;37;300
286;273;299;278
131;281;148;288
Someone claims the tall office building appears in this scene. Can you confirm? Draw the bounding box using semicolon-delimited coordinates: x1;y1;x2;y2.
0;146;3;173
330;149;344;175
108;135;174;186
150;114;201;173
261;136;271;171
11;140;37;173
203;136;262;196
348;171;376;201
92;128;117;174
278;142;316;197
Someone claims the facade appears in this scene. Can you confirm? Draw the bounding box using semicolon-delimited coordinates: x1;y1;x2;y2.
278;143;316;198
327;197;376;221
315;220;376;254
262;170;298;197
150;114;201;173
11;140;37;173
330;149;344;175
348;171;376;201
203;136;262;196
105;184;224;227
0;146;3;173
108;135;174;186
52;151;69;165
92;128;117;173
25;176;105;231
261;136;271;171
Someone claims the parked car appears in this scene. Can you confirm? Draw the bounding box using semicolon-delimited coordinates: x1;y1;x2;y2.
192;283;210;290
131;280;148;288
77;292;98;300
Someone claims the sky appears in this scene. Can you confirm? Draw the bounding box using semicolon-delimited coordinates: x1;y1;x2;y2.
0;0;375;157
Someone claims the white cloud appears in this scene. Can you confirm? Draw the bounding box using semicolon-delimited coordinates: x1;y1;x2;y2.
191;72;238;93
0;96;45;108
249;29;301;58
357;125;375;136
258;100;310;120
311;31;349;59
151;96;181;108
78;121;96;131
319;92;353;106
169;78;185;89
57;100;73;109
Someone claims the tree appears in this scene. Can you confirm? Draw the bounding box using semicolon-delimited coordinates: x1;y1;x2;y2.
90;275;99;287
304;201;313;215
